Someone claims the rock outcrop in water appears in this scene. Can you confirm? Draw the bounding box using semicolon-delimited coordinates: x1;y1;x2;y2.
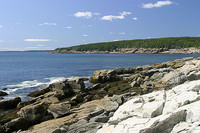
1;57;200;133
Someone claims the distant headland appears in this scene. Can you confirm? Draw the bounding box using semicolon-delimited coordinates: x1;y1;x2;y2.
52;37;200;54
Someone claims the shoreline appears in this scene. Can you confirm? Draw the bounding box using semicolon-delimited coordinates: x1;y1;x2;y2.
52;47;200;54
1;56;200;132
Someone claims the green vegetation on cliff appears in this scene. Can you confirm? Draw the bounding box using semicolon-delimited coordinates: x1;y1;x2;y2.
54;37;200;52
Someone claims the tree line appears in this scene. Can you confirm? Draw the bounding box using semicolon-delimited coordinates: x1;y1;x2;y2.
54;37;200;52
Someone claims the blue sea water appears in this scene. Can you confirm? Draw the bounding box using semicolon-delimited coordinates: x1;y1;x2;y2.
0;52;199;101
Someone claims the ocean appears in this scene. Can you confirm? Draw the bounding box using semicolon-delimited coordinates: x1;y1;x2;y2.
0;51;199;101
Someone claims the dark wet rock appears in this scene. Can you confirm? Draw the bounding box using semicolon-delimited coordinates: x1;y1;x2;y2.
84;95;93;102
102;84;111;91
71;94;84;104
87;83;101;91
0;125;5;133
4;117;30;132
2;88;8;91
0;109;18;125
28;87;50;97
48;102;71;118
0;97;21;110
97;89;108;98
0;91;8;96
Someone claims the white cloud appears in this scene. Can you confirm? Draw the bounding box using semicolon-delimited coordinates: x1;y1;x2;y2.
0;40;3;42
74;11;92;18
142;0;173;8
119;32;125;35
24;39;52;42
0;25;3;28
65;26;72;29
132;17;138;20
39;22;57;26
36;45;47;47
120;12;131;16
101;11;131;21
83;35;88;37
74;11;100;19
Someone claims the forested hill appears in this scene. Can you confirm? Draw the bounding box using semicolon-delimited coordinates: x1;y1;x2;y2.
54;37;200;52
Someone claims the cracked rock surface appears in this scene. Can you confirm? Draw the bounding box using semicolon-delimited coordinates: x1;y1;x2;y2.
97;80;200;133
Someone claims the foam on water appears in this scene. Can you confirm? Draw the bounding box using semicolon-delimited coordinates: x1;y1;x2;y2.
1;77;67;101
0;76;92;101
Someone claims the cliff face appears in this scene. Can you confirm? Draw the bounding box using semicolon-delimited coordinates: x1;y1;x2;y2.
2;57;200;133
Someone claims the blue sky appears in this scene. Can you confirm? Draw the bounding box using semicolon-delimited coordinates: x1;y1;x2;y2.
0;0;200;51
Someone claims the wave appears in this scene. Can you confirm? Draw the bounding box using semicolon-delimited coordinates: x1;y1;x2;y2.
1;76;89;101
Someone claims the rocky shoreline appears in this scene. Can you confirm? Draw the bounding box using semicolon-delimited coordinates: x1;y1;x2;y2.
52;47;200;54
1;57;200;132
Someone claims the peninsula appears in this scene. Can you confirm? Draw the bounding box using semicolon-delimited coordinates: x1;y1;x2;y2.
52;37;200;54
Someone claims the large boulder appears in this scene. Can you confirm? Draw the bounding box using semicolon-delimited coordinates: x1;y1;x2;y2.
4;117;30;132
89;70;122;83
48;102;71;118
17;102;49;123
68;78;85;92
48;79;75;99
0;97;21;110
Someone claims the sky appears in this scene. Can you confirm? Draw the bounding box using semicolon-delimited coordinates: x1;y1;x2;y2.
0;0;200;51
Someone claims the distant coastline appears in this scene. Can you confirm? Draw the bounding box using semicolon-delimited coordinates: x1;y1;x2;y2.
52;47;200;54
52;37;200;54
